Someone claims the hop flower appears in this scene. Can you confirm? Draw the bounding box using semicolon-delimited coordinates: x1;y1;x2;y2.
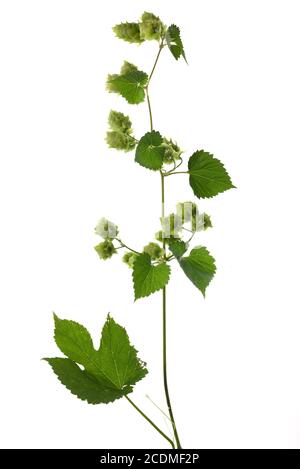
139;12;165;41
95;218;119;239
155;230;164;243
191;212;213;232
203;213;212;230
106;109;136;152
122;251;138;268
94;240;116;260
112;22;144;44
176;201;198;223
161;138;182;165
143;242;164;260
108;110;132;133
155;230;180;244
106;131;136;152
161;213;182;238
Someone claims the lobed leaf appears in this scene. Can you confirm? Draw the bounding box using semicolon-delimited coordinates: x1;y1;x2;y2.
45;358;124;404
45;315;148;404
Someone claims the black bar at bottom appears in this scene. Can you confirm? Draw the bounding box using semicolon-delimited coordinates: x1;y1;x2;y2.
0;449;299;466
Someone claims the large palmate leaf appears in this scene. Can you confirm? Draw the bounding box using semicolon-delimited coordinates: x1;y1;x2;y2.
188;150;235;199
166;25;187;62
135;131;165;170
133;253;170;300
44;315;147;404
107;70;148;104
169;245;216;296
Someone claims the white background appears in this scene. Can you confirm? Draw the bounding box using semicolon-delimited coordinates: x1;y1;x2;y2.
1;0;300;449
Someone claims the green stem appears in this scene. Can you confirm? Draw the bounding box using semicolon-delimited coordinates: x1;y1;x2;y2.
146;41;182;449
146;90;153;131
165;171;188;177
125;396;175;449
145;42;164;131
161;172;182;449
116;239;140;255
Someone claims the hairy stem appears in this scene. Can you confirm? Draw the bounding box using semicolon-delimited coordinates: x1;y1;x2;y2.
125;396;175;449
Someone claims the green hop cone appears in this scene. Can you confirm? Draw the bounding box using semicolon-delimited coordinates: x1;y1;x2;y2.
155;230;164;243
143;242;164;260
122;251;138;268
95;218;119;239
108;110;132;133
106;110;136;152
203;213;212;230
176;201;199;224
155;230;179;244
162;138;182;165
139;12;165;41
161;213;182;238
191;212;213;232
113;22;144;44
95;240;116;260
106;131;136;152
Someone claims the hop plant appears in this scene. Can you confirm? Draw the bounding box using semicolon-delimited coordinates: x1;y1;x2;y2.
122;251;138;268
143;242;164;260
139;12;165;41
94;240;116;260
45;10;235;451
94;217;119;239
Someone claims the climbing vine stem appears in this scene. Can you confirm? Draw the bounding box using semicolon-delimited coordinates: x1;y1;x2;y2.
146;42;183;449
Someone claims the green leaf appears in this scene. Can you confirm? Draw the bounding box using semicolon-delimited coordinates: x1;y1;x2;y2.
45;315;148;404
168;239;187;258
53;314;95;367
107;70;148;104
166;25;187;62
45;358;124;404
188;150;235;199
133;253;170;300
135;131;165;170
178;246;216;296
